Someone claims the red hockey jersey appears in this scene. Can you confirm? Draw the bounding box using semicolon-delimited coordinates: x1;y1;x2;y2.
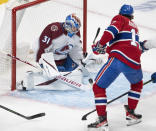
100;14;142;69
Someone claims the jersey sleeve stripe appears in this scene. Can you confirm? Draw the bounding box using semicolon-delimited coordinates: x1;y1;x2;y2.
105;25;119;38
109;32;139;46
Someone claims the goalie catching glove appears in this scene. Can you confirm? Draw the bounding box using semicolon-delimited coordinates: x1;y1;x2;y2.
92;41;106;55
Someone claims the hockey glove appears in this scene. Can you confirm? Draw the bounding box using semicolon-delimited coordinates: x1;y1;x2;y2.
140;40;148;53
92;41;106;55
151;72;156;83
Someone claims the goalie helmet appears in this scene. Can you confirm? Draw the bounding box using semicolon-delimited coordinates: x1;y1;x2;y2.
64;14;81;37
119;4;134;19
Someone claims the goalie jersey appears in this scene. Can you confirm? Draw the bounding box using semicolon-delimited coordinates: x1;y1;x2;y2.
35;22;83;66
100;14;142;69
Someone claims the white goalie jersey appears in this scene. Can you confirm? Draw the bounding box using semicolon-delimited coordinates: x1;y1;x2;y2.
33;22;83;66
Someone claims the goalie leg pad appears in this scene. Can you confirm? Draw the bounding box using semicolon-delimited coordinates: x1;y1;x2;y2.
39;52;60;78
16;71;34;91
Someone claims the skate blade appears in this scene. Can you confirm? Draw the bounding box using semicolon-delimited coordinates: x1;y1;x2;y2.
127;119;142;126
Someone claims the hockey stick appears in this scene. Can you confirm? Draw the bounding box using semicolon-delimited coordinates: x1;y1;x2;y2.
0;50;40;69
81;79;153;120
35;72;71;86
0;104;45;120
1;50;85;90
93;27;100;44
40;58;86;90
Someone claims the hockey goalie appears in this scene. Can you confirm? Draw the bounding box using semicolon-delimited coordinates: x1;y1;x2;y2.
16;13;106;91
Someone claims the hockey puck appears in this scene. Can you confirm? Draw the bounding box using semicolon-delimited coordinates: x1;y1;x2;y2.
22;87;27;91
89;78;93;84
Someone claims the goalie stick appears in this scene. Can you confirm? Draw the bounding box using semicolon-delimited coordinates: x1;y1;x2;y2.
35;72;71;86
40;58;86;90
1;50;86;90
0;50;40;69
0;104;45;120
81;79;153;120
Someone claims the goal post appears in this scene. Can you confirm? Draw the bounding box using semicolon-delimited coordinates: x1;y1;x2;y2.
11;0;50;90
10;0;87;90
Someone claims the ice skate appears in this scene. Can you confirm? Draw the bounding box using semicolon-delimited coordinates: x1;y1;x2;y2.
88;116;109;131
124;105;142;126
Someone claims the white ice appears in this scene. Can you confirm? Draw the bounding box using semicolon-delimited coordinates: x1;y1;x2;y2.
0;0;156;131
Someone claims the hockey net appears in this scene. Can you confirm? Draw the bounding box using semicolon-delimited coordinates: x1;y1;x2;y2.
0;0;87;91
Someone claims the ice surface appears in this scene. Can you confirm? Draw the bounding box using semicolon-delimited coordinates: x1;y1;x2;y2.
0;0;156;131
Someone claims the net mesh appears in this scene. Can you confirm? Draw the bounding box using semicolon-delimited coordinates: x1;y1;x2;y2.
0;0;85;90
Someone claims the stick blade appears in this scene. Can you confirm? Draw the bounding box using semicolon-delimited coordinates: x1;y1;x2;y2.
81;115;87;120
26;112;46;120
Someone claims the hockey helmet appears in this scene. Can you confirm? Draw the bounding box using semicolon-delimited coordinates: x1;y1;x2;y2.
119;4;134;16
64;14;81;36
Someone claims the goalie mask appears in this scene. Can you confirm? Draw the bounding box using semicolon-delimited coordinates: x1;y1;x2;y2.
64;14;81;37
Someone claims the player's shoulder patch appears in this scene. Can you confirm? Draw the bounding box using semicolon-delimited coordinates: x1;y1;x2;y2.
50;22;61;32
51;24;58;32
46;22;64;38
53;23;64;38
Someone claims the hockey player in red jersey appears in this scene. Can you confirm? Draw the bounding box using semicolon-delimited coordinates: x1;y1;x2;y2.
88;4;153;130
